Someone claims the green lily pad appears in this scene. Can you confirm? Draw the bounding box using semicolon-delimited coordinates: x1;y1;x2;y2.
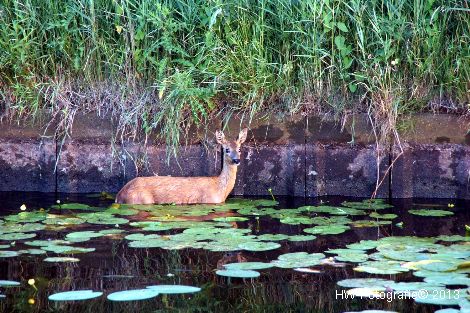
437;235;470;242
238;242;281;251
279;217;315;225
0;245;10;249
107;289;159;301
303;225;350;235
18;249;46;255
0;251;19;258
104;207;139;216
346;240;379;250
424;274;470;286
288;235;317;242
52;203;95;210
216;269;260;278
146;285;201;294
0;280;20;287
99;229;125;235
44;257;80;262
354;261;409;275
125;233;161;241
43;217;85;225
408;209;454;217
4;211;47;223
0;232;36;241
351;220;392;227
66;231;104;240
224;262;274;270
337;278;394;288
387;282;444;291
80;213;129;225
369;212;397;219
42;245;95;254
420;262;458;272
0;223;44;233
49;290;103;301
212;216;248;222
256;234;289;241
25;240;71;247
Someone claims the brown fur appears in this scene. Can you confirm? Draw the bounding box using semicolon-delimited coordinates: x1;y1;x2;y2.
115;129;248;204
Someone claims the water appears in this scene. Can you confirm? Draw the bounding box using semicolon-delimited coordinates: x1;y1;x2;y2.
0;192;469;313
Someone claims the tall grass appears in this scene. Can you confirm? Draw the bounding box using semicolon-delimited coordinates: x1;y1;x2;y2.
0;0;469;149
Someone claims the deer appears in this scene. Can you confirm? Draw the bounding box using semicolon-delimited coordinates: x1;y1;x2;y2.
115;128;248;205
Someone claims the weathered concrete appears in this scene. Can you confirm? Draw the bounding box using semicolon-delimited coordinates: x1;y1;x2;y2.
0;121;56;192
0;113;469;198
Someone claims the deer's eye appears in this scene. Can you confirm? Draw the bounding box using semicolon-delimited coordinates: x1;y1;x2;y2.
225;148;230;153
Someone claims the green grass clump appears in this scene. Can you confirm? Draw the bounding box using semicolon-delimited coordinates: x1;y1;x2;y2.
0;0;468;148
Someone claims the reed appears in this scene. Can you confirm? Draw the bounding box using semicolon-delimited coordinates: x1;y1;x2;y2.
0;0;468;148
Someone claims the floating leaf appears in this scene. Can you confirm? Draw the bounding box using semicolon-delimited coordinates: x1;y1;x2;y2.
238;242;281;251
256;234;289;241
66;231;104;240
44;257;80;263
5;211;47;223
52;203;95;210
107;289;159;301
0;280;20;287
279;217;315;225
0;251;18;258
369;212;397;220
224;262;274;270
25;240;70;247
414;289;464;305
18;249;46;255
146;285;201;294
216;269;260;278
212;216;248;222
337;278;394;288
125;233;160;241
0;233;36;241
408;209;454;217
0;223;44;233
48;290;103;301
303;225;349;235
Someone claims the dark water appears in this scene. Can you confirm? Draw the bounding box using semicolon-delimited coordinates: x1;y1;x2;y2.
0;192;469;313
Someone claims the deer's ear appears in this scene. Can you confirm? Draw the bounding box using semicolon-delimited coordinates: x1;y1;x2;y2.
237;128;248;144
215;130;226;145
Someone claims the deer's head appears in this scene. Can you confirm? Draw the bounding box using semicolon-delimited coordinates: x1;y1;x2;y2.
215;128;248;166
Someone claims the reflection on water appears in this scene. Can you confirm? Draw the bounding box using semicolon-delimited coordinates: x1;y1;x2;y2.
0;192;469;313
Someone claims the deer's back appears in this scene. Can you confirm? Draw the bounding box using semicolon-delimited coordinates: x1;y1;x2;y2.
116;175;223;204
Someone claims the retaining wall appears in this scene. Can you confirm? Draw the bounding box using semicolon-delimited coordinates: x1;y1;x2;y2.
0;113;469;198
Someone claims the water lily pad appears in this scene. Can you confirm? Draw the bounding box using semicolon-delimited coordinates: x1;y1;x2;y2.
216;269;260;278
99;229;125;235
303;225;350;235
256;234;289;241
346;240;379;250
18;249;46;255
4;211;47;223
0;280;20;287
52;203;95;210
420;262;458;272
44;257;80;262
0;223;45;233
369;212;397;219
0;232;36;241
48;290;103;301
104;207;139;216
0;251;19;258
354;261;409;275
238;241;281;251
107;289;159;301
0;245;10;249
279;217;315;225
125;233;161;241
337;278;394;288
424;274;470;286
25;240;71;247
351;220;392;227
212;216;248;222
408;209;454;217
42;245;95;254
224;262;274;270
66;231;104;240
43;217;85;225
146;285;201;294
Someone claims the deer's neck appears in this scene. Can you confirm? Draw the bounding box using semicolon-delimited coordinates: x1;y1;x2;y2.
218;158;238;200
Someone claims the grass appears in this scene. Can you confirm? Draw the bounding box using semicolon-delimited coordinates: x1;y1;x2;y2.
0;0;469;152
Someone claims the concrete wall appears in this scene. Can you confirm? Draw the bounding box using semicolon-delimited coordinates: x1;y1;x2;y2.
0;113;469;198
